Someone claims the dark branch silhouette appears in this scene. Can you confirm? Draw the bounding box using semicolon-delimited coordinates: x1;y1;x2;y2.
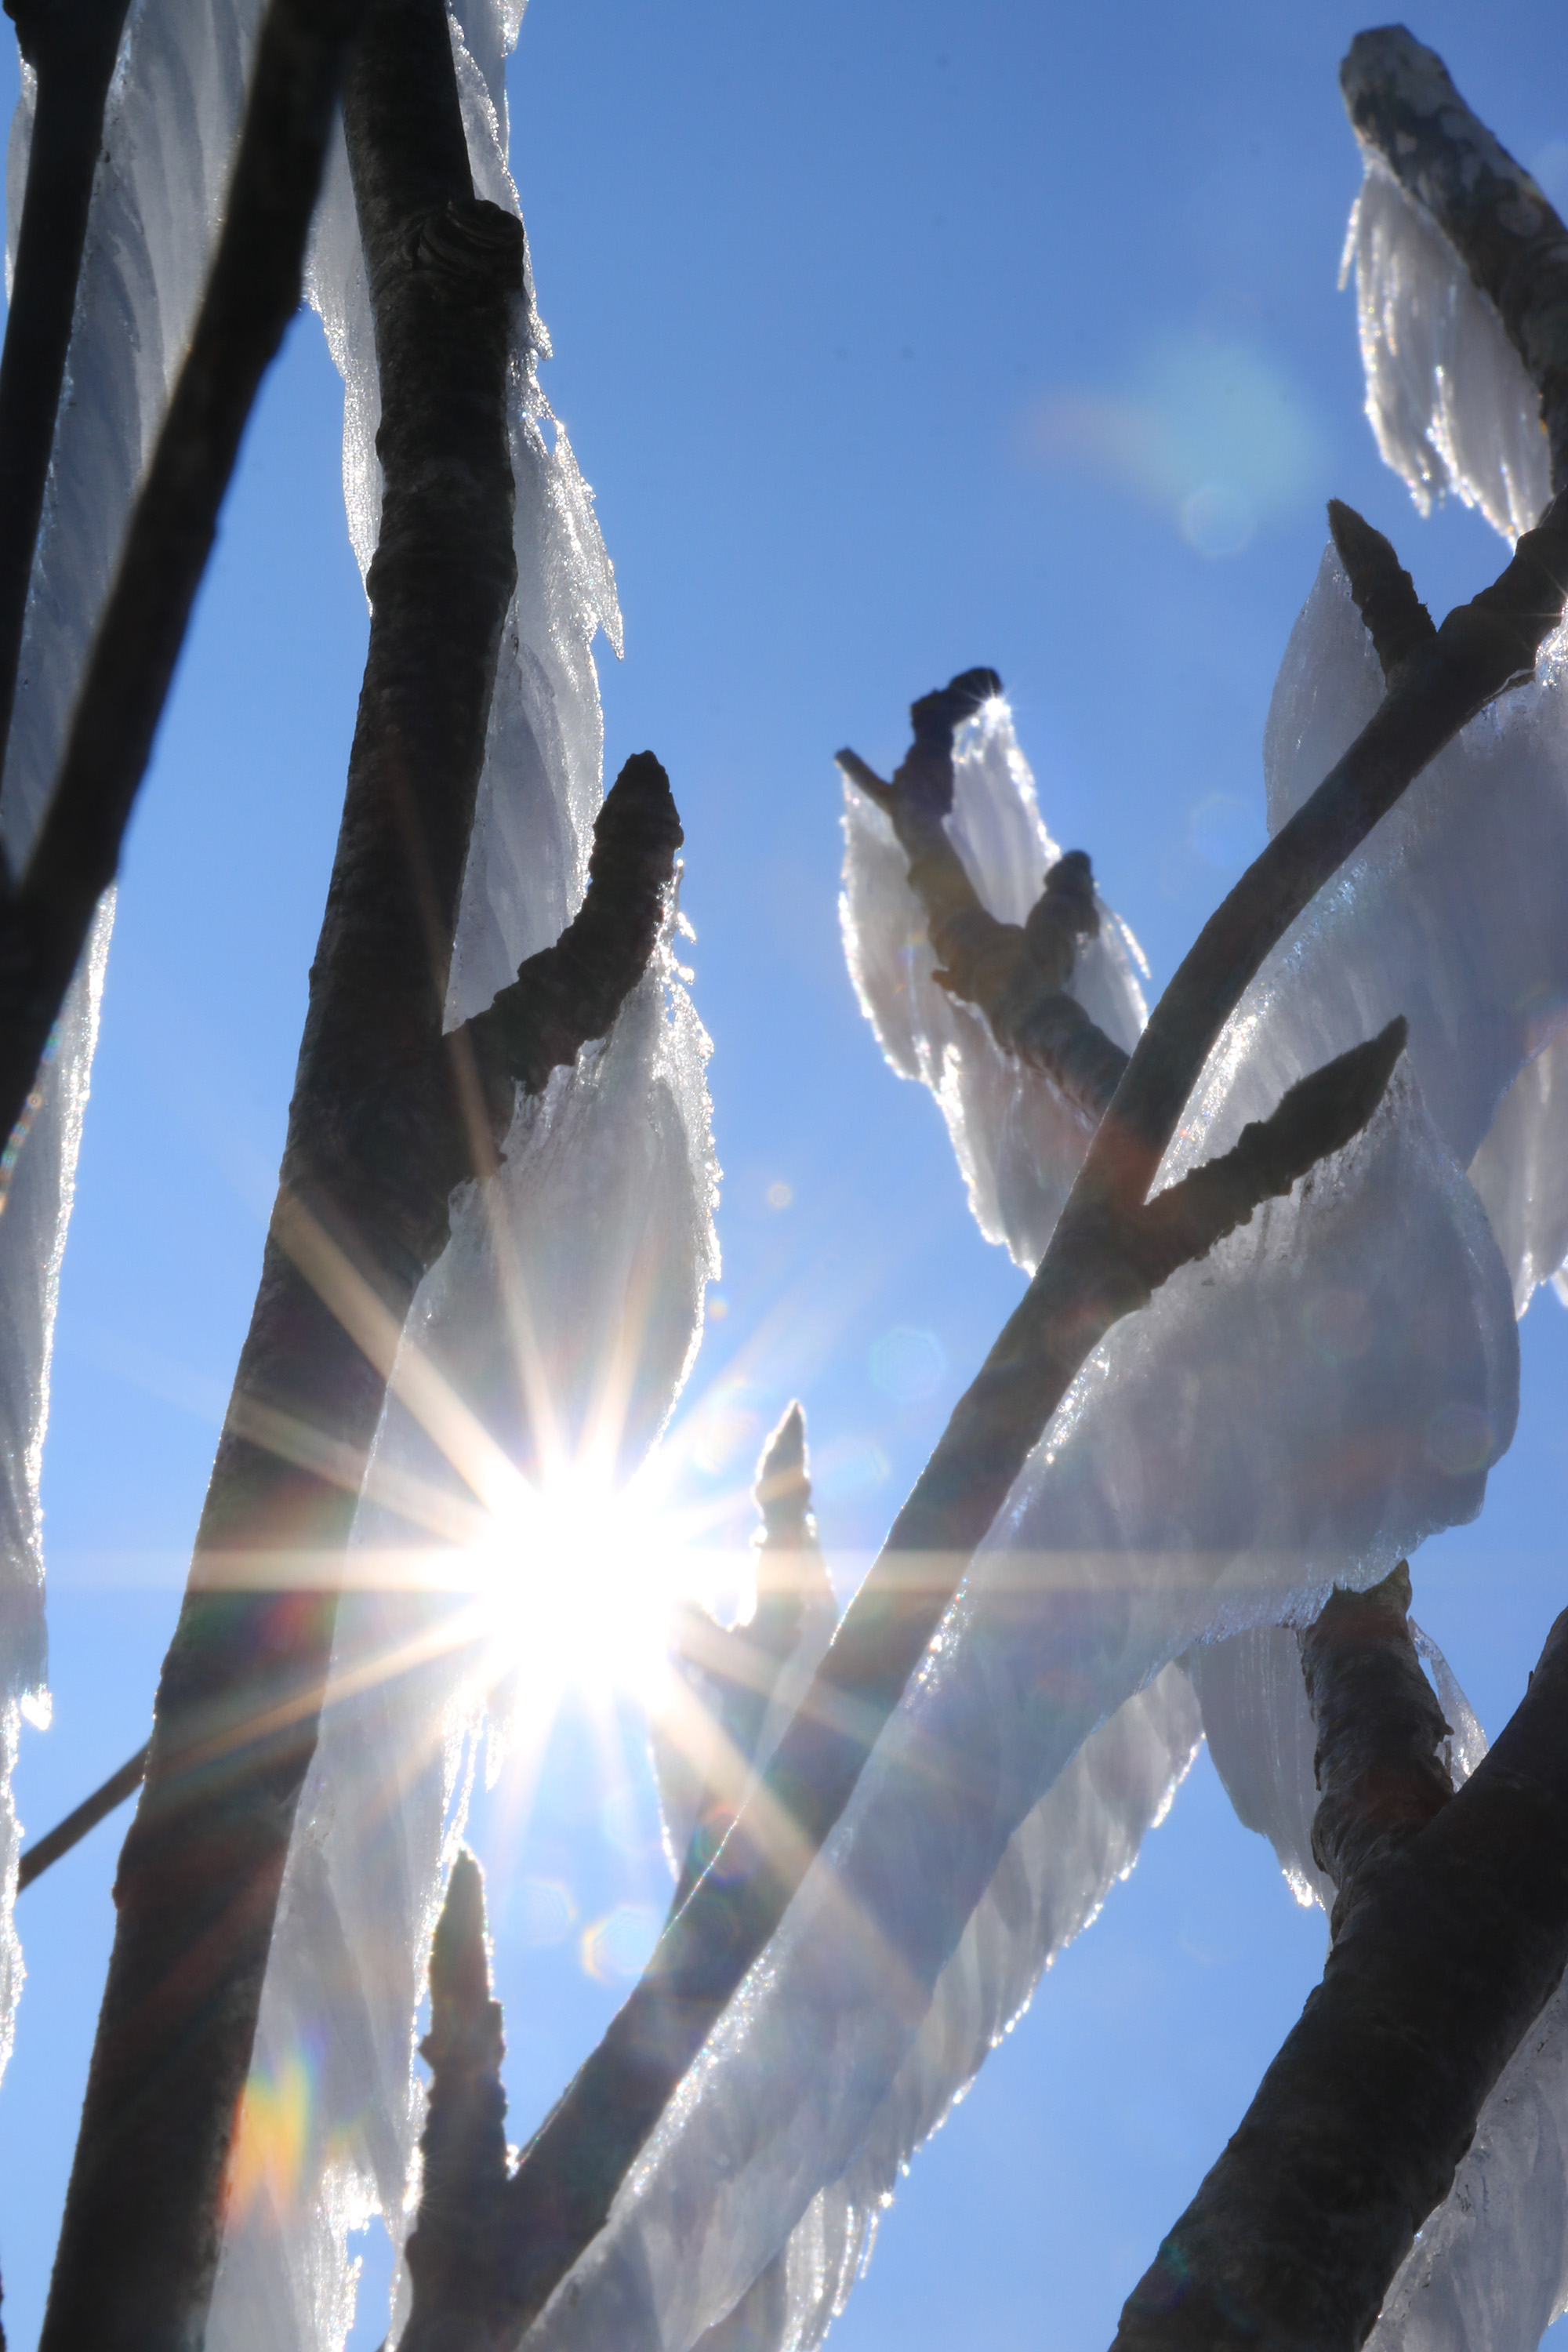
1342;27;1568;495
0;0;133;803
0;0;368;1177
16;1742;149;1893
1113;1594;1568;2352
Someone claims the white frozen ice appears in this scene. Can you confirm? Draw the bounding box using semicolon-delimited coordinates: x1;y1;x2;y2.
1343;161;1551;544
0;0;263;2090
840;695;1147;1273
205;9;716;2348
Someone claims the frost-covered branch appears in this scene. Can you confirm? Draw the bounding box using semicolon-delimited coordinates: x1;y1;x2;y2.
1113;1602;1568;2352
837;668;1130;1121
38;2;526;2339
1342;27;1568;495
0;0;132;796
1298;1562;1452;1945
401;1853;511;2352
488;500;1568;2345
0;0;366;1171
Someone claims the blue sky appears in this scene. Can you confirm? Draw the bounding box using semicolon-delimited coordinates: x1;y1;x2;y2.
4;2;1568;2345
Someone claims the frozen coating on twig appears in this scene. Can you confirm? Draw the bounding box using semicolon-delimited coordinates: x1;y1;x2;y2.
400;1853;510;2352
1113;1608;1568;2352
1300;1563;1454;1944
837;672;1130;1122
1341;27;1568;493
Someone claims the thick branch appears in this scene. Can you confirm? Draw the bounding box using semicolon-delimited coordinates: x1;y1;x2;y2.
37;3;518;2341
1341;26;1568;494
1112;1605;1568;2352
1298;1562;1453;1944
401;1852;510;2351
0;0;366;1173
838;670;1130;1122
489;506;1568;2342
0;0;133;808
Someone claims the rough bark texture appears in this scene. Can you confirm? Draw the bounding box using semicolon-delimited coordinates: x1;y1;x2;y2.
0;0;366;1170
837;668;1131;1123
1300;1563;1454;1944
401;1852;511;2352
1341;27;1568;495
0;0;132;801
1112;1606;1568;2352
36;5;519;2341
491;505;1568;2345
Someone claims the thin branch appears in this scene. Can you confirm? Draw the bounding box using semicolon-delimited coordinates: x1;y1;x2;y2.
401;1852;510;2351
1341;26;1568;495
16;1743;148;1893
1298;1562;1453;1944
0;0;134;811
490;504;1568;2343
0;0;365;1176
1112;1600;1568;2352
1327;500;1436;681
837;670;1130;1122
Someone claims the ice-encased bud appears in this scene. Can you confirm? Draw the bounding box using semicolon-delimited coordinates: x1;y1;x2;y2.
840;696;1147;1272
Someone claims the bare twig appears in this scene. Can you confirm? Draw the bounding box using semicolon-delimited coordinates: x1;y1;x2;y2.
838;670;1131;1122
1341;26;1568;494
490;503;1568;2343
1327;500;1437;680
1299;1562;1453;1944
0;0;134;803
16;1742;149;1893
1112;1602;1568;2352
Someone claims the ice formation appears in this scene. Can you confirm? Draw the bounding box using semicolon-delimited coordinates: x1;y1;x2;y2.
204;9;716;2347
0;0;265;2086
1343;161;1551;543
840;697;1147;1272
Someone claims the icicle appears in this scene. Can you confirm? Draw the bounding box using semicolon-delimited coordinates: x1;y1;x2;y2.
1343;162;1550;544
0;0;265;2096
840;696;1147;1272
206;9;717;2347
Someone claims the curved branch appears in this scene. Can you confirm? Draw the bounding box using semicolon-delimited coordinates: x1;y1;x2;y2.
1341;26;1568;494
1113;1604;1568;2352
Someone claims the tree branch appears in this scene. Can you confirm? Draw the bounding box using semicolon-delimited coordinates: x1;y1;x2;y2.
1298;1562;1453;1945
16;1742;149;1893
1112;1601;1568;2352
1341;25;1568;495
837;670;1131;1122
401;1851;510;2352
488;503;1568;2343
0;0;134;814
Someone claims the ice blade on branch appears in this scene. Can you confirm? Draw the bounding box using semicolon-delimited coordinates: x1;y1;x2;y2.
839;677;1146;1272
203;9;717;2347
1341;25;1568;515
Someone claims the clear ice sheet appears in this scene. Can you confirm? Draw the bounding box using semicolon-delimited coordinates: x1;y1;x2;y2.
840;696;1147;1273
0;0;261;2089
205;9;716;2347
1344;162;1551;543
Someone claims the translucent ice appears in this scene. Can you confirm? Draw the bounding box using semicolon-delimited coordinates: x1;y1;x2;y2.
1343;161;1551;543
0;0;263;2089
840;697;1147;1272
205;12;716;2347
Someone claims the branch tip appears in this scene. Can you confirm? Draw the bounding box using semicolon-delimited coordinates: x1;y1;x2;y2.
1327;499;1435;678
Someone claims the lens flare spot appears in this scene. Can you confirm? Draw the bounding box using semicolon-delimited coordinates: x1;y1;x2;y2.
580;1903;662;1984
227;2051;312;2224
516;1876;578;1947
